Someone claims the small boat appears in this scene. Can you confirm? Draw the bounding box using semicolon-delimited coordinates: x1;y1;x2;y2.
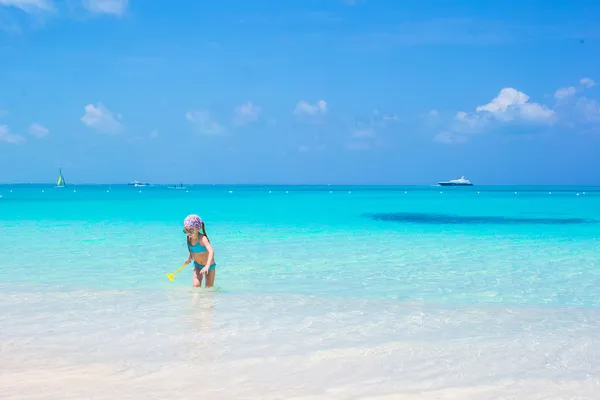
168;182;187;190
128;180;149;187
55;167;66;188
438;176;473;186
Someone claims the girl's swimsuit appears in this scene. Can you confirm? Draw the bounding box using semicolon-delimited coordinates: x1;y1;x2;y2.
188;238;216;271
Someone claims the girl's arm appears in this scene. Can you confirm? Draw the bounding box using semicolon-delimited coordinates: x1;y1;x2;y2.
200;235;214;268
184;238;192;264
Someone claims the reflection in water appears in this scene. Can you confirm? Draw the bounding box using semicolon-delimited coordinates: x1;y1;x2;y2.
185;289;218;364
190;289;215;332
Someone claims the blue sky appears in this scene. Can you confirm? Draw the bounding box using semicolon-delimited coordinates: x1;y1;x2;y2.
0;0;599;185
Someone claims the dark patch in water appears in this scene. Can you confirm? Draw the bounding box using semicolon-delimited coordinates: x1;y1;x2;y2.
367;212;595;225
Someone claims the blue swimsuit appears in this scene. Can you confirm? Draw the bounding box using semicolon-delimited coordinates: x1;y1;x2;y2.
188;237;216;271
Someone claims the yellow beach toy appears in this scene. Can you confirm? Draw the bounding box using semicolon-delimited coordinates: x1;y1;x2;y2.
166;262;188;282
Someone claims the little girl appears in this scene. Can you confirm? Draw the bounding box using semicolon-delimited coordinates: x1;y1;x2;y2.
183;214;216;288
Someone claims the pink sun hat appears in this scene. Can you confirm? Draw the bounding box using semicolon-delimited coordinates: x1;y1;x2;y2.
183;214;203;229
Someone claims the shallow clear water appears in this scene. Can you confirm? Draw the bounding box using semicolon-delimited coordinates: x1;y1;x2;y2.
1;184;599;398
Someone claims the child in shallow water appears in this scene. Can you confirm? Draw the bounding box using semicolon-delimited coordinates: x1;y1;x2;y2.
183;214;216;288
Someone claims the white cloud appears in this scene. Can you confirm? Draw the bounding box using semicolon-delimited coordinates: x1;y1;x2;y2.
453;110;489;133
428;109;440;117
553;78;600;127
28;123;49;137
580;77;596;88
575;97;600;123
233;101;261;126
81;103;122;133
0;0;53;12
519;102;556;121
186;110;224;135
554;86;576;100
0;125;26;144
294;99;327;116
433;77;600;143
454;88;555;134
475;89;529;114
150;129;158;138
434;87;556;143
82;0;127;16
474;88;555;122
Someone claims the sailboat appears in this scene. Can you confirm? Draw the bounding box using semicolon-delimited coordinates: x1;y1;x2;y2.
55;167;66;188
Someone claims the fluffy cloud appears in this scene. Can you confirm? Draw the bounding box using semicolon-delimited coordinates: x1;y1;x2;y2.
554;86;576;100
580;77;596;88
0;0;53;12
28;123;49;138
575;97;600;124
437;88;554;143
554;78;596;101
82;0;127;16
436;77;599;144
294;100;327;116
81;103;122;133
473;88;555;123
0;125;26;144
553;78;600;128
186;110;224;135
233;101;261;126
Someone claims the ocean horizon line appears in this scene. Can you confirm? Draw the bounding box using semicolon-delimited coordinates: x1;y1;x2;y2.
2;182;600;189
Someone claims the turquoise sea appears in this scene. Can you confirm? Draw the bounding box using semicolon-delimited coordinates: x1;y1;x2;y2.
1;184;600;399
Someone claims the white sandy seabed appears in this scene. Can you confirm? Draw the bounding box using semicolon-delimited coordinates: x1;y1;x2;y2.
1;286;599;399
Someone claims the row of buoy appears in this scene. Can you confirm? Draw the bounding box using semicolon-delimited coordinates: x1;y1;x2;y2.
0;189;593;196
212;190;589;196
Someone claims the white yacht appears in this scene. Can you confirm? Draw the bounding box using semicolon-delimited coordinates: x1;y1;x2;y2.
438;176;473;186
128;180;149;187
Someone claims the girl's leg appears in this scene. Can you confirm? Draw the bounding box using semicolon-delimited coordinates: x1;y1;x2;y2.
205;268;216;288
193;268;203;287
